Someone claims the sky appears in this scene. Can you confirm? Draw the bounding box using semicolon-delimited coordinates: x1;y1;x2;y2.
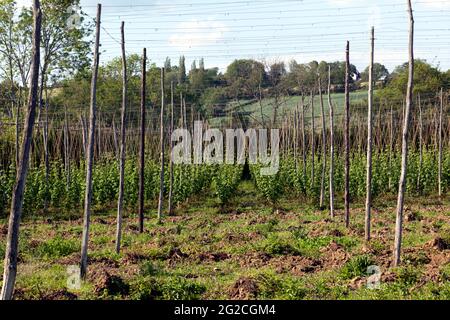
17;0;450;74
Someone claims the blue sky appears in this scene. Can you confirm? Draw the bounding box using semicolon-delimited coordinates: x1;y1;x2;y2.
20;0;450;73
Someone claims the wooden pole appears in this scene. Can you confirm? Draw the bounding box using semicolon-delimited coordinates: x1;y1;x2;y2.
115;21;127;254
80;3;101;278
344;41;350;227
328;66;335;219
138;48;146;233
365;27;375;242
157;68;166;223
393;0;414;267
438;88;443;198
0;0;41;300
310;90;315;191
319;76;327;210
417;94;423;192
168;81;175;216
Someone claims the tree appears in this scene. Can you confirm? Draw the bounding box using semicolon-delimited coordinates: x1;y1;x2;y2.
225;59;266;100
164;56;171;71
178;55;186;84
361;63;389;82
384;59;444;96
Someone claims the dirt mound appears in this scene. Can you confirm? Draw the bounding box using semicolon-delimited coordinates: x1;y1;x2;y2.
94;271;129;296
198;252;230;262
229;277;259;300
89;256;119;268
235;252;272;268
42;290;78;300
428;237;449;251
319;241;349;269
168;247;188;266
123;252;149;264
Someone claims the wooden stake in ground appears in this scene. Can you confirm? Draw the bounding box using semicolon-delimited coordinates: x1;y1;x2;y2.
168;81;175;216
417;94;423;192
139;48;146;233
344;41;350;228
438;88;443;198
301;95;306;192
80;3;101;278
365;27;375;242
157;68;166;223
393;0;414;267
0;0;41;300
319;76;327;210
310;90;315;191
328;66;335;219
115;21;127;254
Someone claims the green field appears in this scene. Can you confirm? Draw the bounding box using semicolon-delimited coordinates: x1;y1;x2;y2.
209;91;369;127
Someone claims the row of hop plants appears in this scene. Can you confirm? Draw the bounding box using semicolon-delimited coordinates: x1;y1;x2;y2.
251;149;449;207
211;164;243;207
0;159;214;217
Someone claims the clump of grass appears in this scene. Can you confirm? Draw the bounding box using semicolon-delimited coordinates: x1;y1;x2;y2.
396;265;420;287
36;237;79;259
261;234;301;256
130;277;206;300
340;255;375;280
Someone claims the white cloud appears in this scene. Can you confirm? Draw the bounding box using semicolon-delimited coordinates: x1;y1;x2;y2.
168;18;229;51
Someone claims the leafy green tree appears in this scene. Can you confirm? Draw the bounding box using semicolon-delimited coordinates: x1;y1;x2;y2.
360;63;389;82
178;55;186;84
225;59;266;100
382;59;446;97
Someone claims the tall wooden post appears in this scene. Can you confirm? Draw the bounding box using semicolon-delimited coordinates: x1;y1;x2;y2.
168;81;175;216
417;94;423;192
328;66;335;219
344;41;350;228
157;68;166;223
1;0;41;300
310;90;315;191
319;76;327;210
365;27;375;241
115;21;127;254
393;0;414;267
80;3;101;278
438;88;443;198
138;48;146;233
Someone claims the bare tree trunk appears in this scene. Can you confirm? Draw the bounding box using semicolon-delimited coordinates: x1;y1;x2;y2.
168;81;175;216
438;88;443;198
0;0;41;300
328;66;335;219
80;4;101;278
365;27;375;242
157;68;166;223
344;41;350;227
319;77;327;209
138;48;146;233
393;0;414;267
115;22;127;254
